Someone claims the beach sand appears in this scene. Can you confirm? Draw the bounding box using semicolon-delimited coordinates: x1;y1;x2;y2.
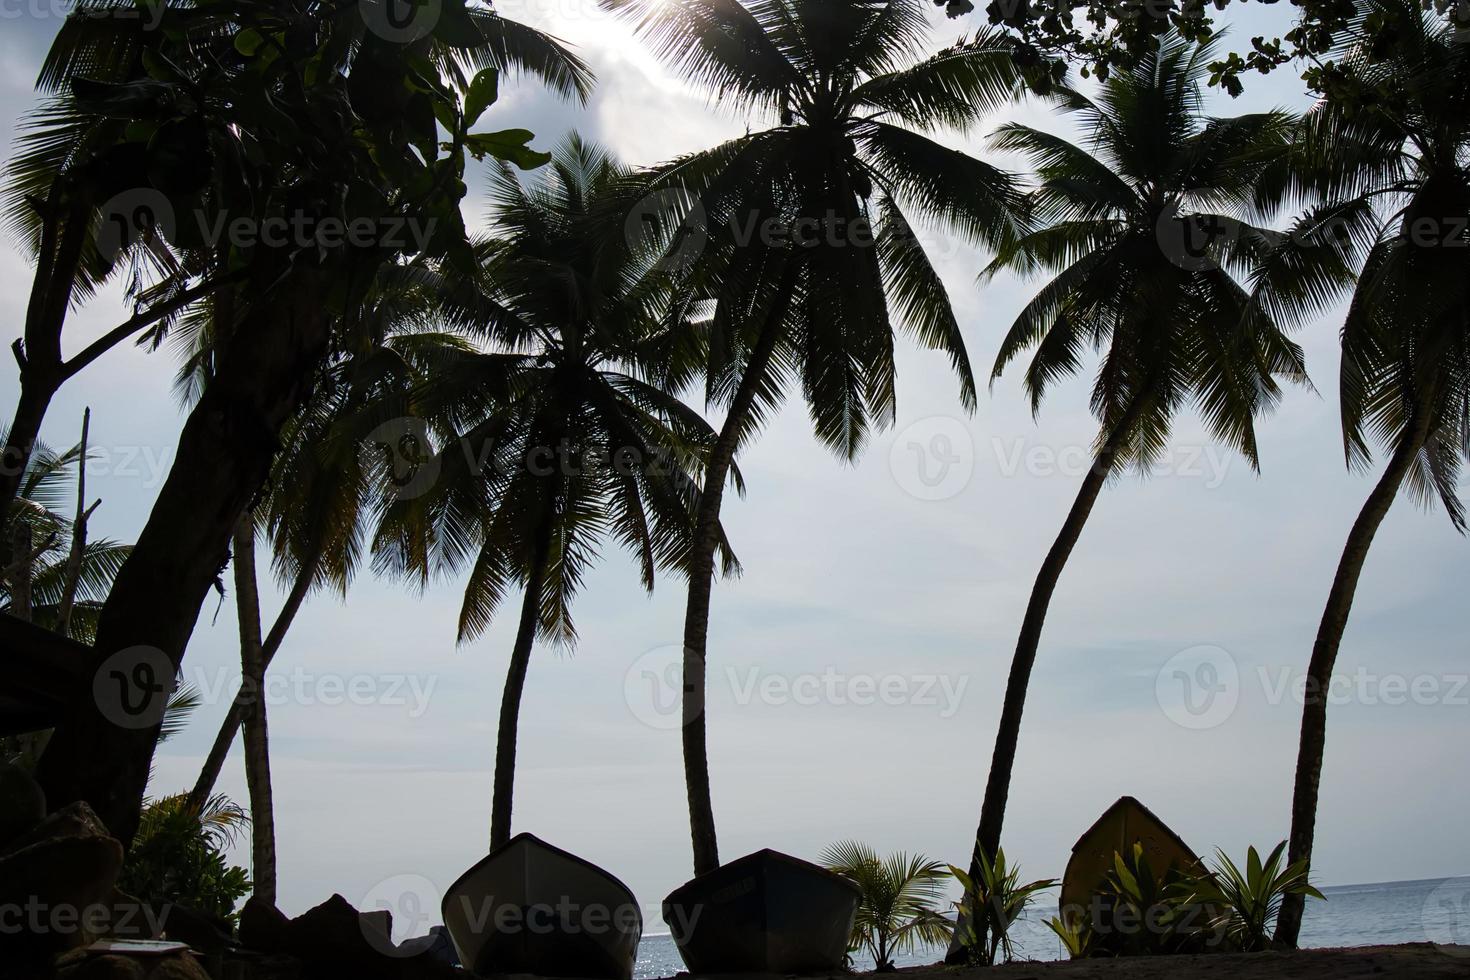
889;944;1470;979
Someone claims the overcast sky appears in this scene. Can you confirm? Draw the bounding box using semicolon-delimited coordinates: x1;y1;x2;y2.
2;0;1466;944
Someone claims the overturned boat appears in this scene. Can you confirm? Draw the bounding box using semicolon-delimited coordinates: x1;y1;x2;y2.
442;834;642;979
663;849;860;975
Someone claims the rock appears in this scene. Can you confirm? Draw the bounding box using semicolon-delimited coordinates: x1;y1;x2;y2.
236;894;462;980
0;762;46;845
1;801;115;858
0;829;124;958
152;902;230;953
64;955;148;980
239;896;293;953
57;951;211;980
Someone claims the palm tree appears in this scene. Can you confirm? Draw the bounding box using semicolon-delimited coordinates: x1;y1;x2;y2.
1266;0;1470;945
959;33;1349;949
822;841;954;972
602;0;1032;876
29;0;592;845
0;428;131;641
386;135;734;848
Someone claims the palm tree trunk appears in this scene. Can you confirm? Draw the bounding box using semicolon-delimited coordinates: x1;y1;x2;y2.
35;263;332;847
187;552;318;811
9;522;33;621
55;408;94;637
233;515;277;904
681;309;786;877
489;517;555;850
1273;394;1436;946
957;402;1147;958
1;189;93;541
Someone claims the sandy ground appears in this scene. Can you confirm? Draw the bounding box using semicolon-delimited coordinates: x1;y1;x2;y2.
886;944;1470;979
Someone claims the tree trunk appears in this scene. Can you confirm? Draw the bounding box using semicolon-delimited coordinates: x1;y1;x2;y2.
35;264;332;847
233;515;277;904
187;553;318;811
680;311;785;878
56;408;93;637
955;403;1147;960
9;522;33;621
489;517;555;851
1273;397;1435;946
1;189;93;538
0;381;58;541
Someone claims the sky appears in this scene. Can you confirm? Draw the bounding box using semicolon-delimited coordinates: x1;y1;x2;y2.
2;0;1467;946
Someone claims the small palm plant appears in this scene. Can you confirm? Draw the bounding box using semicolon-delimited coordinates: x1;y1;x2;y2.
822;841;955;972
951;847;1056;965
1188;843;1323;952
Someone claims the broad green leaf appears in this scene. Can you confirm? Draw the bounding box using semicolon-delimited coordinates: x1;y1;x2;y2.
464;68;499;128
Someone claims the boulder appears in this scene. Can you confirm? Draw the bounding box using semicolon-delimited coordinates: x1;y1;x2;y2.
0;805;125;960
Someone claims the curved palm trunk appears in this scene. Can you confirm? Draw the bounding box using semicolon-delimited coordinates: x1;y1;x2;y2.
187;553;318;811
35;264;332;847
489;518;555;850
233;515;277;904
681;314;785;877
956;403;1146;958
1273;397;1435;946
1;190;93;539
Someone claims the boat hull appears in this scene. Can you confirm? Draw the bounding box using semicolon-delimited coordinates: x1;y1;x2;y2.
442;834;642;980
663;849;860;975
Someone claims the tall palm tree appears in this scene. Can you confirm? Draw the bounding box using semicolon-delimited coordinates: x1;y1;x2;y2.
29;0;592;845
959;33;1351;948
1267;0;1470;945
603;0;1031;876
386;136;734;848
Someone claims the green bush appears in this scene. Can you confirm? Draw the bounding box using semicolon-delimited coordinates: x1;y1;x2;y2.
951;847;1056;966
822;841;955;971
118;793;252;927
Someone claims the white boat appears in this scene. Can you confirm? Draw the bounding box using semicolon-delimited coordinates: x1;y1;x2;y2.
442;834;642;979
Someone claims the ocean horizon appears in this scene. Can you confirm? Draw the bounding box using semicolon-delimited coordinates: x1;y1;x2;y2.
632;875;1470;978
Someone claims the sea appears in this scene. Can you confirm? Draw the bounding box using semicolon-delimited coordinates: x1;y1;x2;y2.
630;876;1470;978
